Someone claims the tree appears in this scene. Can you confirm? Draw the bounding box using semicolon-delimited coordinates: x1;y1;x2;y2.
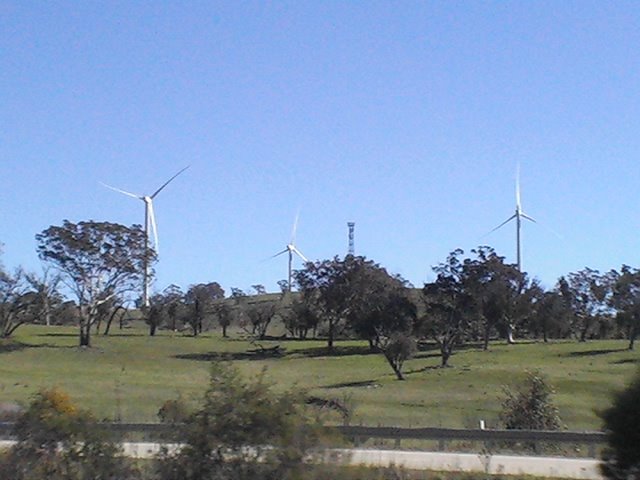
283;297;320;340
610;266;640;350
462;247;531;347
25;267;62;327
294;256;381;351
530;289;571;342
183;282;225;336
213;302;233;338
155;362;325;480
345;261;415;351
162;284;184;332
0;267;32;337
379;333;416;380
560;268;613;342
242;299;280;339
36;220;153;346
599;370;640;480
420;249;473;367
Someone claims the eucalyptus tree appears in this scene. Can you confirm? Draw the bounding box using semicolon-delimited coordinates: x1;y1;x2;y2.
420;249;473;366
294;256;360;351
36;220;152;346
610;265;640;350
184;282;225;336
462;246;532;347
25;268;62;327
559;268;614;342
0;267;32;337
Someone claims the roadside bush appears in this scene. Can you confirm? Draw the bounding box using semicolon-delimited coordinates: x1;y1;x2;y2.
154;361;328;480
499;370;562;431
599;370;640;480
157;395;191;424
0;387;138;480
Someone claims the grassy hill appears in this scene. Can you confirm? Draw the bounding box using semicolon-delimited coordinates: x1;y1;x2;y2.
0;324;637;429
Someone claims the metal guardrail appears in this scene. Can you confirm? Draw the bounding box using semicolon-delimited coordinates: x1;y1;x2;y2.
0;421;606;445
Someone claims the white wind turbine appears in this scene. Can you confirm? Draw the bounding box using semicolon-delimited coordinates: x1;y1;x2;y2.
101;165;190;306
271;212;308;291
487;164;536;272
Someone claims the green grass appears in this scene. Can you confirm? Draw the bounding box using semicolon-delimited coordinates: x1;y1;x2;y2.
0;325;638;428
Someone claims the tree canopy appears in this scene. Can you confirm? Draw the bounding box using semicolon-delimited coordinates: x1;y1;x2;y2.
36;220;153;346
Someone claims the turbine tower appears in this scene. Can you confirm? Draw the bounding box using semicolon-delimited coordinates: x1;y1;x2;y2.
272;212;308;291
488;165;536;271
101;165;190;306
347;222;355;256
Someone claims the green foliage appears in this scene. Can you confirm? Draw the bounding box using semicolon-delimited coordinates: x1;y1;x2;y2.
499;370;562;431
36;220;153;346
157;395;191;424
0;387;138;480
599;370;640;480
380;333;416;380
155;361;327;480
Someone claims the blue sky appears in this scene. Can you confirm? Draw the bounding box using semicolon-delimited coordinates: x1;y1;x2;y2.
2;1;640;295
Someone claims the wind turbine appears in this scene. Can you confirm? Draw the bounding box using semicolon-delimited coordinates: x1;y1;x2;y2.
101;165;190;306
271;212;308;291
487;165;536;271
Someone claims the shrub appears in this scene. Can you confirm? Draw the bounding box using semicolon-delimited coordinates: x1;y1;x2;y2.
499;370;562;430
0;387;138;480
157;395;191;424
600;370;640;480
155;361;328;480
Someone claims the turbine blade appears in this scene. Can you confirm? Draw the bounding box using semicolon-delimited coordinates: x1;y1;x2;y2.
521;212;537;223
100;182;142;200
150;165;190;199
487;213;517;235
516;163;521;210
148;200;159;254
271;248;289;259
290;209;300;244
292;246;308;263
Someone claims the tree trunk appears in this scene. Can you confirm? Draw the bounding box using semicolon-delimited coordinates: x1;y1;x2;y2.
80;323;91;347
483;326;490;351
440;343;451;367
149;323;157;336
222;324;227;338
327;319;335;352
629;326;637;351
506;323;516;344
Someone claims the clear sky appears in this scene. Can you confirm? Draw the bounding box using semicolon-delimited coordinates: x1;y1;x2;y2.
2;1;640;296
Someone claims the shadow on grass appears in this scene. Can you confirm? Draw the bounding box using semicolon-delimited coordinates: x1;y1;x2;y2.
563;348;628;357
612;357;639;365
37;332;147;338
322;380;381;389
404;364;444;375
0;341;33;354
289;345;374;358
174;351;281;362
174;344;378;363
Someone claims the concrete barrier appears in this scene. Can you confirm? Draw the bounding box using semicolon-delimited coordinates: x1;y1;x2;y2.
0;440;603;479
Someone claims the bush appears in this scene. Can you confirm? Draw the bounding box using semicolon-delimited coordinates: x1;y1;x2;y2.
157;395;191;424
155;361;328;480
0;387;138;480
600;370;640;480
499;370;562;430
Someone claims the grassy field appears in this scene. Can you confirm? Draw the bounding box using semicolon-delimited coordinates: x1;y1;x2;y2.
0;324;637;429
